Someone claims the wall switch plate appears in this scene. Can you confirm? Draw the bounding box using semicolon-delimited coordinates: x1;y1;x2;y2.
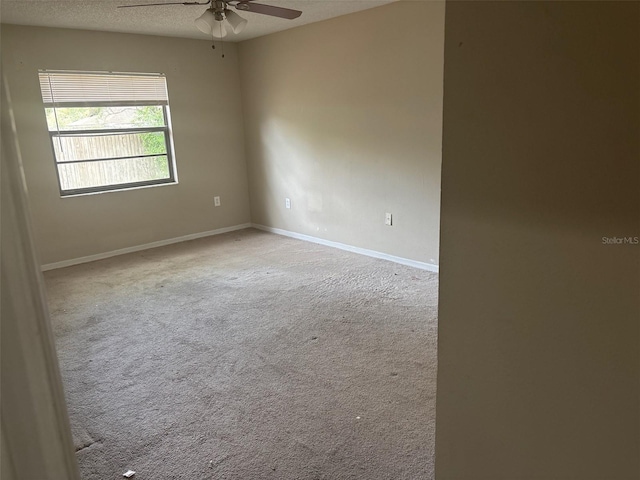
385;212;392;226
214;196;221;207
285;198;291;209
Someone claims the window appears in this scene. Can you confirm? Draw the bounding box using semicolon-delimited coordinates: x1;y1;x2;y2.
38;70;177;196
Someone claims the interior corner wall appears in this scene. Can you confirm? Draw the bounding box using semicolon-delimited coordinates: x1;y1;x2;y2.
436;2;639;479
1;25;251;265
237;1;445;265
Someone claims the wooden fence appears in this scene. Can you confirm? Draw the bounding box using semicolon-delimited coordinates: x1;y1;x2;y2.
53;134;169;190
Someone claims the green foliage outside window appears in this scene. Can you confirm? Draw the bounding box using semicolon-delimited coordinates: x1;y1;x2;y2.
133;106;170;176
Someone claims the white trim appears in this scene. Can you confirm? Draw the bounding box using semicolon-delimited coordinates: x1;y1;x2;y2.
41;223;251;271
252;224;439;273
59;178;178;198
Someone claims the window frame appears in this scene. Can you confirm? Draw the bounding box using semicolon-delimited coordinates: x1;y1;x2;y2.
39;70;178;197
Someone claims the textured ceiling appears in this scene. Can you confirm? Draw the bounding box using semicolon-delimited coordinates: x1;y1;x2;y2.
1;0;396;42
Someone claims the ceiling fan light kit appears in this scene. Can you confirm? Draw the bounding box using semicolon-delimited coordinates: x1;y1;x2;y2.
224;9;248;34
194;1;242;37
194;9;221;35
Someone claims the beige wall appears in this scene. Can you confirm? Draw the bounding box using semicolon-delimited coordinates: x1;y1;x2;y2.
1;25;251;265
436;2;639;479
238;1;444;265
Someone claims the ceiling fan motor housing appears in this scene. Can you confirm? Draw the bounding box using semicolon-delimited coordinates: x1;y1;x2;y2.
213;0;226;14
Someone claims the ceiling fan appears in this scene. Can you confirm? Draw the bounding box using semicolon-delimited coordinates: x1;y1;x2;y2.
119;0;302;38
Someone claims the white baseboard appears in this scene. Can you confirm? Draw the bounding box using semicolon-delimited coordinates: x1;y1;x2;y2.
252;224;439;273
41;222;439;273
41;223;252;271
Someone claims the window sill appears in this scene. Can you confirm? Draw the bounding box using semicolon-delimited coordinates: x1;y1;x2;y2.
60;180;178;198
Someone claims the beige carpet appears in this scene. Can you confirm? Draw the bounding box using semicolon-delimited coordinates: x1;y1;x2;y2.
45;228;438;479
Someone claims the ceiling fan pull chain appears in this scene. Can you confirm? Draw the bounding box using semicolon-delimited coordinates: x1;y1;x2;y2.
211;33;224;58
219;21;225;58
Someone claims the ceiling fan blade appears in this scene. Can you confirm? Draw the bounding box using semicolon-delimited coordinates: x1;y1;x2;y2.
235;2;301;20
118;2;209;8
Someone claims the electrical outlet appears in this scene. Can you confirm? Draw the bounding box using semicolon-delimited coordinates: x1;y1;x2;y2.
214;196;221;207
385;212;392;226
285;198;291;209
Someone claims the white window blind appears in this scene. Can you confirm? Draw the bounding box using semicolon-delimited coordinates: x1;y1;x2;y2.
38;71;169;107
